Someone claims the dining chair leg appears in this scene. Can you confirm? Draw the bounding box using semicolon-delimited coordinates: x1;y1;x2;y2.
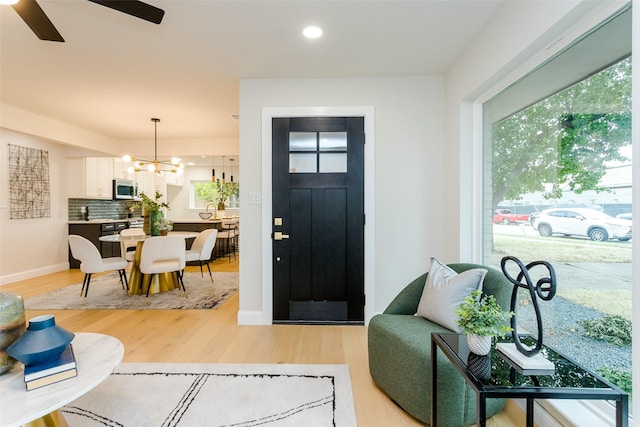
82;273;92;304
80;273;90;296
144;274;154;302
117;270;128;290
177;270;187;293
199;262;204;278
121;269;129;291
205;262;213;283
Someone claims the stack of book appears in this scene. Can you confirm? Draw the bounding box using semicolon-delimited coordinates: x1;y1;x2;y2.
24;344;77;391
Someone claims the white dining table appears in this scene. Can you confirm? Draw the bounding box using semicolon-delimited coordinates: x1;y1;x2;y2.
98;231;199;242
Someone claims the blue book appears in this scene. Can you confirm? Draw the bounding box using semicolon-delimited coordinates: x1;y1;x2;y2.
24;344;76;382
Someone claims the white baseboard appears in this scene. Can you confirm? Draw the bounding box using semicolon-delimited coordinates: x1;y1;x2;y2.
237;310;271;325
0;263;69;286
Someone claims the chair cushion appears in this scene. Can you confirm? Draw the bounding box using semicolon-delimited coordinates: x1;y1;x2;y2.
415;257;486;332
102;257;128;271
144;259;182;274
185;250;200;262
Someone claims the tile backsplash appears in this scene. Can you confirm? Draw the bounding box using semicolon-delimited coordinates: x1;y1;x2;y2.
68;198;141;221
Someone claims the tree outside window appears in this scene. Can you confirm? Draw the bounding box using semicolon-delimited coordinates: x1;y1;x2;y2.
192;181;239;210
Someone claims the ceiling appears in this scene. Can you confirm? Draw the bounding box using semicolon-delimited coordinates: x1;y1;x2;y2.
0;0;505;164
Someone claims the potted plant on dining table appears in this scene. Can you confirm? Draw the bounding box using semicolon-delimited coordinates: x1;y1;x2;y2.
140;191;170;236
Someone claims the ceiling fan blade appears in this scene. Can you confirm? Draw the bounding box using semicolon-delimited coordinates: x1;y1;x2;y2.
11;0;64;42
88;0;165;24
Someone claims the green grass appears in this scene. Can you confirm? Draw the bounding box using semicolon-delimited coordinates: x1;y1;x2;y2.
560;289;631;319
491;234;632;263
491;232;632;318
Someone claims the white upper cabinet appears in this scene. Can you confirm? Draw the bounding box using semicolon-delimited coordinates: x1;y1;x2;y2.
84;157;114;199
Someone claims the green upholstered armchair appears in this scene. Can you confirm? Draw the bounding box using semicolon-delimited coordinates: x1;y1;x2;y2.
367;263;512;426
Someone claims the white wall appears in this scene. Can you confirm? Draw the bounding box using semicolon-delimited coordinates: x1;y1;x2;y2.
0;129;70;283
238;76;444;323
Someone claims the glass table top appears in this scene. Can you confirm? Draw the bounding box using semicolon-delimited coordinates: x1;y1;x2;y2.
438;333;618;391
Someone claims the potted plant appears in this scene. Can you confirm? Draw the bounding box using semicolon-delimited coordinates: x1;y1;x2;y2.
158;218;173;236
455;290;514;355
140;191;170;236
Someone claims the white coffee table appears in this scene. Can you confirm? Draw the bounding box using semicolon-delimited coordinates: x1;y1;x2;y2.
0;332;124;427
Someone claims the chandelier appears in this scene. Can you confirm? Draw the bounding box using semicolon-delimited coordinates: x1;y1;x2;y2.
123;118;184;175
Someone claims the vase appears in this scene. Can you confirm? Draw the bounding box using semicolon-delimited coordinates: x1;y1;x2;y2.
0;292;26;374
6;314;75;367
467;334;492;356
150;210;164;236
216;202;224;218
467;353;491;380
143;214;150;234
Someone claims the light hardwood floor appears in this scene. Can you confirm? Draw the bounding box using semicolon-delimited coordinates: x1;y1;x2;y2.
2;257;521;426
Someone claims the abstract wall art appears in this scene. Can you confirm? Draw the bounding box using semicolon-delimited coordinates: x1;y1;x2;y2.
8;144;51;219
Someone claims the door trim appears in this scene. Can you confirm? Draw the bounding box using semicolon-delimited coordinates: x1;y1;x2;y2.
260;106;375;325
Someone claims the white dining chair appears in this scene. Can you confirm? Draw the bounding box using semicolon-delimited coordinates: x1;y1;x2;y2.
185;229;218;282
119;228;146;262
139;236;186;300
68;234;129;303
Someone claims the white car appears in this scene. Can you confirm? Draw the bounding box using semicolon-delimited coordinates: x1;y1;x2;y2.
532;208;632;242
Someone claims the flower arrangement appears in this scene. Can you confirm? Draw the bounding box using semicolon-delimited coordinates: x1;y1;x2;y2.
159;218;173;231
455;290;514;337
140;191;170;235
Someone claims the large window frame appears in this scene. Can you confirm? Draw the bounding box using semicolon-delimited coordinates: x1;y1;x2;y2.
469;4;635;425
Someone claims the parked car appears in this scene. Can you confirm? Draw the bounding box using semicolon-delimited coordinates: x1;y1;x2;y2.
532;208;632;242
493;209;530;225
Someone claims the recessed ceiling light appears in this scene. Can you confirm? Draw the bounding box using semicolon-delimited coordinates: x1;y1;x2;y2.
0;0;19;5
303;26;323;39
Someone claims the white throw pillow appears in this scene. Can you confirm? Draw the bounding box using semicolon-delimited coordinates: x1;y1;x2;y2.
416;257;487;332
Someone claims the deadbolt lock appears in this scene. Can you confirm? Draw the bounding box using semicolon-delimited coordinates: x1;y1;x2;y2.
274;218;283;226
273;232;290;240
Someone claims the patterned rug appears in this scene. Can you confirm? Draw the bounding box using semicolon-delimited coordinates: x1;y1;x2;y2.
24;272;238;309
62;363;357;426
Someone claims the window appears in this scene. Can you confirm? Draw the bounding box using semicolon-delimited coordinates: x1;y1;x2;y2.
482;7;632;413
191;181;239;209
289;131;347;173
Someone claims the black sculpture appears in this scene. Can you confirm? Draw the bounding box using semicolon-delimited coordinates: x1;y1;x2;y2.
500;256;557;356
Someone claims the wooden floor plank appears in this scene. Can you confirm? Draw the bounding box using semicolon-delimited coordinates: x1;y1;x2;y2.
2;256;516;426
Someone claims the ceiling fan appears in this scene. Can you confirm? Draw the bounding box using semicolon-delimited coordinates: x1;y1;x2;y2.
10;0;164;42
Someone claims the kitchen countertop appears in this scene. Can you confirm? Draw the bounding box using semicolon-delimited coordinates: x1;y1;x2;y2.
172;219;224;223
68;219;130;224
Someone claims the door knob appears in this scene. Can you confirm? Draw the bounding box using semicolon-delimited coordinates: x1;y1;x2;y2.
273;232;290;240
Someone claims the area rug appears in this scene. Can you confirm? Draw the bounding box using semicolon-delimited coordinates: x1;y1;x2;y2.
62;363;357;427
24;272;238;310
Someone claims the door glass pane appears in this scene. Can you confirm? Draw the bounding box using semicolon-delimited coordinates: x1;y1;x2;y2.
289;132;317;151
319;153;347;173
290;153;317;173
319;132;347;151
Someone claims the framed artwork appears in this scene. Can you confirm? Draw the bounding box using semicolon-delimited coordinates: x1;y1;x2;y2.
8;144;51;219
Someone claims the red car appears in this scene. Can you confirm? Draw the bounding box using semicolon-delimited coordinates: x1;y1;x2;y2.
493;209;530;225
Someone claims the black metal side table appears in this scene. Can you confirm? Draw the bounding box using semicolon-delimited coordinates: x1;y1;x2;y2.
431;333;628;427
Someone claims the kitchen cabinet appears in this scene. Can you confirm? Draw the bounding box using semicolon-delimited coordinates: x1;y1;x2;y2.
68;221;128;268
165;171;184;186
113;158;136;180
84;157;114;199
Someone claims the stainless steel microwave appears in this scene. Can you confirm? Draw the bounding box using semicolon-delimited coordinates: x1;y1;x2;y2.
112;179;138;200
